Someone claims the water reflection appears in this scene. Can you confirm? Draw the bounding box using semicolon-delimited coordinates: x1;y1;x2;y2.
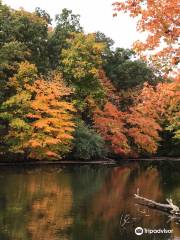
0;162;179;240
28;173;73;240
88;165;169;240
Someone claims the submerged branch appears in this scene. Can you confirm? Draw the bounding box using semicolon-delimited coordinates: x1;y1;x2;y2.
134;188;180;217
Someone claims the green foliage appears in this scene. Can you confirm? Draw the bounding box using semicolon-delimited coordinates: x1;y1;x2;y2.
0;62;36;155
35;7;52;24
165;104;180;140
61;32;105;99
0;41;29;67
48;8;83;69
104;48;162;90
95;31;114;61
0;2;49;73
55;8;83;32
95;31;114;49
0;0;12;47
0;41;30;102
158;130;180;157
72;123;106;160
0;2;50;107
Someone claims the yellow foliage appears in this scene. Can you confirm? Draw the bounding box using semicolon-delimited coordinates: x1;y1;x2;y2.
2;62;76;160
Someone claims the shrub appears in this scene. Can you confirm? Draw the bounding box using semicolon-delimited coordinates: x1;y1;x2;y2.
72;123;106;160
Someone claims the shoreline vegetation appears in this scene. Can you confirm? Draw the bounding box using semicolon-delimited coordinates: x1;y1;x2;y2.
0;1;179;162
0;157;180;166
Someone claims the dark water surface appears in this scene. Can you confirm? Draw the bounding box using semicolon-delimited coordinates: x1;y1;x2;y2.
0;161;180;240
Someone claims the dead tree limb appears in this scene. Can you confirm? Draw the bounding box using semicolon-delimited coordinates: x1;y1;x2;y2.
134;188;180;217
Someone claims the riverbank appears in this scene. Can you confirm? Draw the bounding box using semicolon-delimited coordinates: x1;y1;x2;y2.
0;157;179;166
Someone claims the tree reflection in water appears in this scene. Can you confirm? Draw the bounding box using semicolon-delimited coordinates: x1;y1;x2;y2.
0;163;179;240
27;173;73;240
87;164;180;240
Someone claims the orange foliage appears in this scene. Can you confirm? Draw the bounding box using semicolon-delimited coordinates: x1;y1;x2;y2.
98;69;120;104
113;0;180;74
1;61;76;160
25;76;76;160
94;102;130;156
94;99;161;157
134;82;180;124
133;82;180;137
95;80;179;156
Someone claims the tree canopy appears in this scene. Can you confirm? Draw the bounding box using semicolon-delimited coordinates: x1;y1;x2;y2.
113;0;180;75
0;1;179;160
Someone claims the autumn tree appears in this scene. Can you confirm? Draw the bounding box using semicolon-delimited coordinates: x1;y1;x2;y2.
0;62;76;160
112;0;180;157
94;78;180;157
133;82;180;156
61;32;105;92
0;2;51;107
98;69;120;106
94;102;130;156
94;72;163;157
95;69;162;157
113;0;180;75
60;32;106;114
94;101;161;157
101;47;163;111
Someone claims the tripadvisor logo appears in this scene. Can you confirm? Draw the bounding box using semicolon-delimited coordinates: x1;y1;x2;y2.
135;227;173;235
135;227;143;235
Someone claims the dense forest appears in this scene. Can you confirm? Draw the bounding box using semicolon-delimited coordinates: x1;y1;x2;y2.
0;0;179;161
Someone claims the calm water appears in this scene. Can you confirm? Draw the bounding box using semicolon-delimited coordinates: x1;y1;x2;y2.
0;161;180;240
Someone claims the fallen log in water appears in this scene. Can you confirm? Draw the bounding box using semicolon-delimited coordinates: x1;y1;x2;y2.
134;189;180;217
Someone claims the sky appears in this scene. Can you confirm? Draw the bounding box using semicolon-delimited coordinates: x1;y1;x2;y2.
2;0;143;49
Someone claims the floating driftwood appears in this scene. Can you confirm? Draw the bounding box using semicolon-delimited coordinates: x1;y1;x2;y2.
134;189;180;219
